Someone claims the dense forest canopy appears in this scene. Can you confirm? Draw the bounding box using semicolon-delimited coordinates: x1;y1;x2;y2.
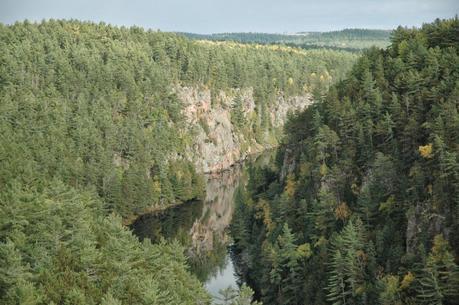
1;15;457;305
0;19;356;218
0;182;210;305
0;19;358;304
231;17;459;305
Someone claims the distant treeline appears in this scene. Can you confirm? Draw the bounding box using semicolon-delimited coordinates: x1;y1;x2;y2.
178;28;392;51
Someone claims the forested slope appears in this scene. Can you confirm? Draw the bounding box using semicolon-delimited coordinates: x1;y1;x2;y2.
0;182;210;305
0;20;356;218
231;17;459;305
0;20;357;304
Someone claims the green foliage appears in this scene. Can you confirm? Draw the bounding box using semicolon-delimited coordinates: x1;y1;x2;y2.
378;275;402;305
326;220;367;305
231;93;247;130
0;181;210;305
0;19;356;219
216;285;261;305
230;17;459;305
416;235;459;305
0;19;365;305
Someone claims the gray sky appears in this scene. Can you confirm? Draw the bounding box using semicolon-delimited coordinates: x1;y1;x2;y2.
0;0;458;33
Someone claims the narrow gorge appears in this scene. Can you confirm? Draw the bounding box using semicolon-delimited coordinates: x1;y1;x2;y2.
4;16;457;305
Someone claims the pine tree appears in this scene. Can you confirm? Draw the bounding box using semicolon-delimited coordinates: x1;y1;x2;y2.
326;219;367;305
327;249;350;305
264;223;303;305
378;275;401;305
231;93;247;130
416;235;459;305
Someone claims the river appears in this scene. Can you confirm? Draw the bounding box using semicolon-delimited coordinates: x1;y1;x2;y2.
130;150;275;302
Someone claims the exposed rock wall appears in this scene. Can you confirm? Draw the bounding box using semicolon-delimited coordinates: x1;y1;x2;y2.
279;147;297;182
176;86;312;173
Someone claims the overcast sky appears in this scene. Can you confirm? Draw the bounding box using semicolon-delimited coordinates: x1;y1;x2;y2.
0;0;458;33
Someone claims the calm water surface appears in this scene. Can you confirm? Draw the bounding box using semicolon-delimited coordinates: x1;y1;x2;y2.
131;151;275;301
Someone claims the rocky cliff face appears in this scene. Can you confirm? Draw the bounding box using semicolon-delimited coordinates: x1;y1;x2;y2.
176;86;312;173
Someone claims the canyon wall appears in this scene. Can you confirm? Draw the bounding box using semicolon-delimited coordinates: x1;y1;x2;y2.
176;86;313;173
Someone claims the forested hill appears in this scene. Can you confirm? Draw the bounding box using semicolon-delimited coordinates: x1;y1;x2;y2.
0;20;356;219
179;28;391;51
0;20;357;304
231;17;459;305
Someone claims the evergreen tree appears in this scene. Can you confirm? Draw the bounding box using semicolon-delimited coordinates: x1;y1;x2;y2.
416;235;459;305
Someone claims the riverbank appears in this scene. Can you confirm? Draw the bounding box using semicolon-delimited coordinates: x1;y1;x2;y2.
123;148;276;226
129;149;277;300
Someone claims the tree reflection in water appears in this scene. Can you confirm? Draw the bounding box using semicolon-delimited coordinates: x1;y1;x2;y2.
130;150;276;292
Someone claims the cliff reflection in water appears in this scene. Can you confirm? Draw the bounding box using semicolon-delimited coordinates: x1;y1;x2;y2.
131;150;276;290
130;162;244;282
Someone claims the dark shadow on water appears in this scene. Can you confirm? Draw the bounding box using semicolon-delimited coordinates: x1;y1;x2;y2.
130;149;277;296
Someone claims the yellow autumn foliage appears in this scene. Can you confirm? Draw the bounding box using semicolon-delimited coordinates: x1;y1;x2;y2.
256;199;274;232
355;285;366;295
418;143;433;158
320;162;328;176
427;184;433;194
297;243;312;258
299;162;311;176
284;175;296;198
400;272;414;289
195;39;321;57
351;182;360;195
335;202;351;220
152;180;161;194
379;195;396;213
314;236;328;248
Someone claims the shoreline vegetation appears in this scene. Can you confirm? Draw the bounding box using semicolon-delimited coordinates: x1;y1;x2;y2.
123;148;274;226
